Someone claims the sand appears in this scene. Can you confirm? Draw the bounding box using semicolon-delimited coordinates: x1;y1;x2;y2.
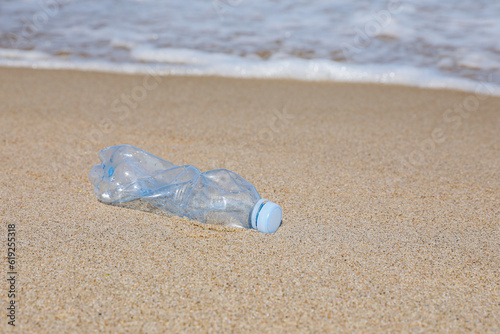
1;67;499;333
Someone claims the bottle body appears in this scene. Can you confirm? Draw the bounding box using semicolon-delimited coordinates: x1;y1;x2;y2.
89;145;263;229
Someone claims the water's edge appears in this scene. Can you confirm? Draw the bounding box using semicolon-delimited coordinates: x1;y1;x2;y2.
2;58;498;97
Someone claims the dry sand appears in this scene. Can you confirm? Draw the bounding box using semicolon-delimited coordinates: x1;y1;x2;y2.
1;67;499;332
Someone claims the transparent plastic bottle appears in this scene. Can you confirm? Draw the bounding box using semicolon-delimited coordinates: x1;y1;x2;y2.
89;145;282;233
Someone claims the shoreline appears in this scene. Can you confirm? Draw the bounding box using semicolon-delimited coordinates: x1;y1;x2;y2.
1;67;499;332
1;60;498;97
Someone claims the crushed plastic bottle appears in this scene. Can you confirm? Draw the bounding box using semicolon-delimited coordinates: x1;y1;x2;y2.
89;145;282;233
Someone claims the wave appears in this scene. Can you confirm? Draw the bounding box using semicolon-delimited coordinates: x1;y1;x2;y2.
0;47;498;96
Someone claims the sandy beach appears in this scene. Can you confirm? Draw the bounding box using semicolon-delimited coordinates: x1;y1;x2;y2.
1;67;499;332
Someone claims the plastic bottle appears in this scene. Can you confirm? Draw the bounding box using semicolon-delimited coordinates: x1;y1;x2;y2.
89;145;282;233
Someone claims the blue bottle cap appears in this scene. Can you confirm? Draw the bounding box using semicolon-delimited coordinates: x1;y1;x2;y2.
251;199;282;234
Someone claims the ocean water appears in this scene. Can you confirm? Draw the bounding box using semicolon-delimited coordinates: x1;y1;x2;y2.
0;0;499;94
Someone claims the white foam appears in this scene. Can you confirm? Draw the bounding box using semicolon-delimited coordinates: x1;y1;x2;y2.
458;53;500;71
1;48;498;97
1;0;499;95
0;48;50;60
131;47;237;65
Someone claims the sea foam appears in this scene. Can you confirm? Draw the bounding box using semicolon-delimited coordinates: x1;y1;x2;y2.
0;0;498;95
